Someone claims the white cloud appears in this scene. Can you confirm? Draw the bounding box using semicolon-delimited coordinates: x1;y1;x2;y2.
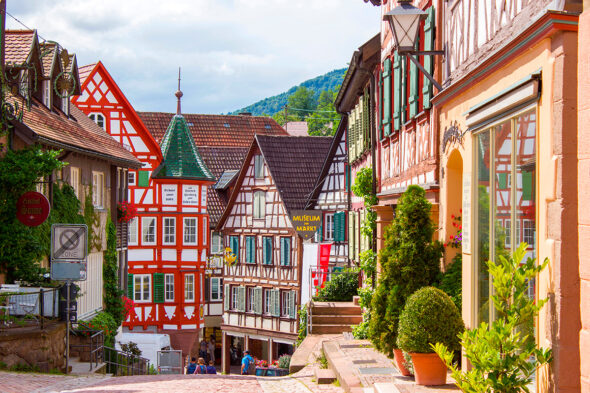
6;0;379;113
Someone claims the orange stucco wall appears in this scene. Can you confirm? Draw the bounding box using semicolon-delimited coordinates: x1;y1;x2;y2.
578;5;590;393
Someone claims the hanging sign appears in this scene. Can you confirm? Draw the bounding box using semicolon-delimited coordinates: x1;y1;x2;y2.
290;210;322;240
16;191;51;227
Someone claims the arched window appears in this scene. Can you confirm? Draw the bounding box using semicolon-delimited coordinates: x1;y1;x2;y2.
89;113;105;130
253;190;266;219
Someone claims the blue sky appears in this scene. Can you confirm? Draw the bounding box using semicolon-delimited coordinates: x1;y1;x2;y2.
7;1;380;114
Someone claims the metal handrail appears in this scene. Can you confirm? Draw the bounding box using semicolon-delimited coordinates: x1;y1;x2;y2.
104;346;150;376
70;321;104;371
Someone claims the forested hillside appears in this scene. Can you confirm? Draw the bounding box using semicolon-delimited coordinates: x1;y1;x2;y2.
231;68;346;116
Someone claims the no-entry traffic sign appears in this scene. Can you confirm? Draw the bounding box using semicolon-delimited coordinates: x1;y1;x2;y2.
51;224;88;262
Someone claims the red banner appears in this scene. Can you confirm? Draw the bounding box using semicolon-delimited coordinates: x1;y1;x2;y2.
317;244;332;289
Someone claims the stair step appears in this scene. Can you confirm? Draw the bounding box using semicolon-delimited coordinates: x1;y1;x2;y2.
312;315;362;324
311;324;354;334
315;368;337;384
312;303;361;316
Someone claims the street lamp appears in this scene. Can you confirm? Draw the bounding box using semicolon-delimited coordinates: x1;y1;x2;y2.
383;0;444;91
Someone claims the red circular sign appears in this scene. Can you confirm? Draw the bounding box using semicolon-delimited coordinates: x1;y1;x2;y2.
16;191;51;227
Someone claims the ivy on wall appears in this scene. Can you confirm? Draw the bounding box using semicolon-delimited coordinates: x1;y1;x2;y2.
103;216;124;327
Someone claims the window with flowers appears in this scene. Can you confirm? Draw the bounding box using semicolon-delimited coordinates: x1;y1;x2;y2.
117;201;137;223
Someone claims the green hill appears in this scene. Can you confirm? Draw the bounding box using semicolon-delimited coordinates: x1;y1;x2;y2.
231;68;346;116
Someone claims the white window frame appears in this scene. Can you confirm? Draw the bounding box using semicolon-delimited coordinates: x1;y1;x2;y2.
165;274;174;302
184;274;195;302
163;217;176;245
128;218;138;245
253;190;266;219
203;218;208;245
281;291;290;317
264;289;272;314
183;217;198;245
128;171;136;186
89;112;105;130
43;79;51;108
325;213;335;241
504;219;511;248
211;232;222;254
70;167;81;200
231;286;239;310
210;277;222;301
248;287;256;312
92;171;105;209
62;95;69;116
254;155;264;179
142;217;156;245
134;274;151;303
523;219;535;246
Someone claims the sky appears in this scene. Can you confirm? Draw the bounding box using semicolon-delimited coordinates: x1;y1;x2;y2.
6;1;380;114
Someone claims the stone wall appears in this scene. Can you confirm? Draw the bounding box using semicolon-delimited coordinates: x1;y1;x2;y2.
0;322;66;372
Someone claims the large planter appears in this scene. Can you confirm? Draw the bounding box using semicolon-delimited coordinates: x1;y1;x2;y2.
410;352;447;386
393;349;412;376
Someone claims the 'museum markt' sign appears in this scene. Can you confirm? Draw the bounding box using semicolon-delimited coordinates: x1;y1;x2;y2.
290;210;322;240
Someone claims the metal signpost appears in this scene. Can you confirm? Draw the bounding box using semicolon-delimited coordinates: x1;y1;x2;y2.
51;224;88;374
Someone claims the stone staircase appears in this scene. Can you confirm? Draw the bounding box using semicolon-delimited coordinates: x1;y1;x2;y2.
309;302;362;334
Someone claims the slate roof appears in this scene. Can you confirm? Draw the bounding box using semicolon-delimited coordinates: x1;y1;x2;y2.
5;30;35;64
152;114;215;181
138;112;287;147
13;94;141;168
199;146;249;226
257;135;332;213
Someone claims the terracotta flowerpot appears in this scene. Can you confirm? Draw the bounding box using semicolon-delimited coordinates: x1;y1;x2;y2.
410;352;447;385
393;348;412;376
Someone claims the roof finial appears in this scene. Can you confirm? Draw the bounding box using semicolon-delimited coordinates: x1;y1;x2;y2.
175;67;183;115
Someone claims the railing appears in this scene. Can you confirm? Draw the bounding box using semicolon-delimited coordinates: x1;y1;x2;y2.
70;321;104;371
104;346;150;376
306;266;351;335
0;286;60;331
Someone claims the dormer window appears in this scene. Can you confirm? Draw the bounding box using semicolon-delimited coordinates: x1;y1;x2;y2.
89;113;105;130
223;123;230;128
62;96;69;116
43;80;51;108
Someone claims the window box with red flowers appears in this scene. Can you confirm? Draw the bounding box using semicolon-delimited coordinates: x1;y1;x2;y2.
117;201;137;223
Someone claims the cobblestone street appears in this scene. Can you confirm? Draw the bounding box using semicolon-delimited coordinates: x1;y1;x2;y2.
0;370;344;393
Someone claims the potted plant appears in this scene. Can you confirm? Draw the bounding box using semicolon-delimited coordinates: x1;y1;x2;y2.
368;185;443;375
397;287;464;385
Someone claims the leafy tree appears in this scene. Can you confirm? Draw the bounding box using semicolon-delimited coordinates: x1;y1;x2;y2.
271;111;301;127
0;146;64;283
434;243;552;393
288;86;316;120
368;185;443;357
308;90;340;136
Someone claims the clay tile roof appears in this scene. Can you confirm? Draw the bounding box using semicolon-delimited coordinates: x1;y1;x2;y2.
152;114;214;181
14;93;141;168
199;146;249;225
256;135;332;213
39;42;57;76
5;30;36;64
78;63;96;83
138;112;287;147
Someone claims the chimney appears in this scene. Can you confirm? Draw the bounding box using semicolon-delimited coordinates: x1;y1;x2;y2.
239;112;252;116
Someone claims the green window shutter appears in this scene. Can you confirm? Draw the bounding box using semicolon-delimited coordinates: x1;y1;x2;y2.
393;53;401;131
153;273;164;303
224;284;230;311
238;286;246;312
348;212;355;262
263;237;273;265
246;236;255;263
281;238;291;266
409;37;420;119
522;171;533;200
379;72;384;138
289;291;297;319
318;220;323;242
256;287;263;315
423;6;435;109
230;236;239;263
271;289;280;317
498;173;507;189
401;54;407;125
127;274;134;299
383;58;392;136
334;212;345;242
137;171;149;187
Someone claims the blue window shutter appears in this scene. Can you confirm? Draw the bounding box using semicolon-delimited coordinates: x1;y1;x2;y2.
231;236;239;263
334;212;345;242
392;54;401;132
423;6;435;109
281;238;291;266
264;237;273;265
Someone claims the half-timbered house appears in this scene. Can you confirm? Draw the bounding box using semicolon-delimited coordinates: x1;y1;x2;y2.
73;63;214;356
138;112;287;355
305;118;349;267
216;135;332;373
4;30;141;318
335;34;380;268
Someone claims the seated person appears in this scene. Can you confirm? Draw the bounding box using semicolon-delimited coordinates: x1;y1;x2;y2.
206;360;217;374
195;357;207;374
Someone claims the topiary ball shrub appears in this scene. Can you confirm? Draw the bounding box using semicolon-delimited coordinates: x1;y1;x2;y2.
397;287;464;353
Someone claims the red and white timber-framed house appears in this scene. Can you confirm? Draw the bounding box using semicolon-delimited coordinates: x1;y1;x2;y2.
216;135;332;374
137;111;287;354
73;63;215;356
